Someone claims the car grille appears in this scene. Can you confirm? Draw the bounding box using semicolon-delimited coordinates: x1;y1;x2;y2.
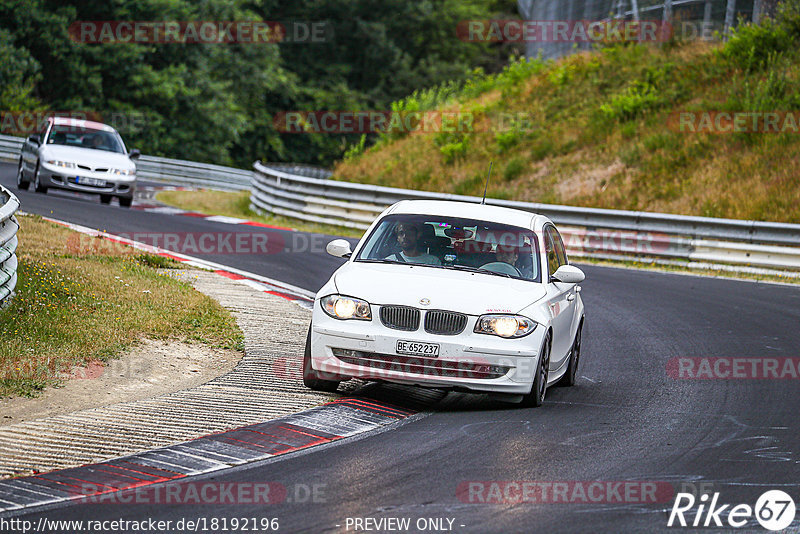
424;310;468;336
380;306;420;331
332;349;509;380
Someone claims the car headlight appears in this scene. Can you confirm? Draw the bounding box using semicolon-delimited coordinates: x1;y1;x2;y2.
46;160;76;169
109;168;135;176
321;295;372;321
474;314;537;338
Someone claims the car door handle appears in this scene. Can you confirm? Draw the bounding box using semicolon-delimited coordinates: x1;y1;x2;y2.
566;294;575;302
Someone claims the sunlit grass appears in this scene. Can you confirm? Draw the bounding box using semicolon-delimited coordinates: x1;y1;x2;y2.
0;215;243;398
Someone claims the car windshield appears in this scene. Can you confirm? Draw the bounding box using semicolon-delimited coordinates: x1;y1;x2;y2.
46;125;125;154
355;213;541;283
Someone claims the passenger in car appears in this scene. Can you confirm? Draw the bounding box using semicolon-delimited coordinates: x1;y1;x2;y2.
385;223;441;265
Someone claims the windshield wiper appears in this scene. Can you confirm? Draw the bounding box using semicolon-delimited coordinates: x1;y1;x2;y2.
440;264;517;279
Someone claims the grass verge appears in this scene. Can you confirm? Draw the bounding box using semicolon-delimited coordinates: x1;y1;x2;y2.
0;215;243;398
155;189;364;239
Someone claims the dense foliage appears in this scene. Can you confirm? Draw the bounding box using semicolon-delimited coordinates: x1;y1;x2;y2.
0;0;518;166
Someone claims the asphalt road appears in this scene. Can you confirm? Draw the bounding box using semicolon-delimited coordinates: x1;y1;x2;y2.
3;161;800;532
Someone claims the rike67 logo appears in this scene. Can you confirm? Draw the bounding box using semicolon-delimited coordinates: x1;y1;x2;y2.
668;490;796;531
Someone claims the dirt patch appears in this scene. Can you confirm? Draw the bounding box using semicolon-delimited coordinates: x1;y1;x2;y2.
555;159;626;200
0;339;242;426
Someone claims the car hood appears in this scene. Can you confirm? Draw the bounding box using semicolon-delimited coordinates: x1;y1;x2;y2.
41;145;134;170
333;262;546;316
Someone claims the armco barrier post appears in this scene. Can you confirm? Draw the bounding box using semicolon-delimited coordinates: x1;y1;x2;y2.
0;185;20;308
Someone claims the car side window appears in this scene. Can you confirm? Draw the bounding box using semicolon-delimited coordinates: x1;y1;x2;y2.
544;230;559;278
552;227;568;266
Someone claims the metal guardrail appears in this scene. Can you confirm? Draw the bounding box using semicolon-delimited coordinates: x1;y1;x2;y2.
0;134;250;191
0;185;20;307
251;161;800;274
135;155;250;191
0;135;23;164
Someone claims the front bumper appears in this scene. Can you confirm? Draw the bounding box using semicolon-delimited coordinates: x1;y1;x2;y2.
40;163;136;198
310;306;545;395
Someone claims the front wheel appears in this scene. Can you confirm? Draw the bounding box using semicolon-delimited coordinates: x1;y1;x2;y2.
33;161;47;193
16;159;30;190
100;195;112;204
557;323;583;387
302;325;340;393
119;197;132;208
520;334;550;408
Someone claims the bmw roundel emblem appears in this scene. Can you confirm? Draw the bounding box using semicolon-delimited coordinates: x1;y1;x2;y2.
420;298;431;306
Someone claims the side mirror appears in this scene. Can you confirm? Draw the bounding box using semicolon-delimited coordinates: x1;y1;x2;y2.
128;148;141;159
28;134;41;145
326;239;352;258
552;265;585;284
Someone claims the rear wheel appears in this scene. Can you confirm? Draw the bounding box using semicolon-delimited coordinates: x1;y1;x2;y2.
119;197;132;208
557;322;583;387
100;194;112;204
16;159;30;190
302;325;340;393
33;161;47;193
520;333;550;408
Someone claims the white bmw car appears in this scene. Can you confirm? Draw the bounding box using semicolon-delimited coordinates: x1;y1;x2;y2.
17;117;139;207
304;200;586;407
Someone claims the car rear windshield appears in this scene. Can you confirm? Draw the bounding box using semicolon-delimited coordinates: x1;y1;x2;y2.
355;213;542;283
46;125;125;154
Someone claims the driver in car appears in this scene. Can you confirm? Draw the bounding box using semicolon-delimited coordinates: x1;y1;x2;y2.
493;244;533;279
89;135;108;150
386;223;441;265
495;244;518;266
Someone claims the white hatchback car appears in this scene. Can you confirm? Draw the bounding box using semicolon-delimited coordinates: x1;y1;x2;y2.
17;117;139;207
304;200;586;407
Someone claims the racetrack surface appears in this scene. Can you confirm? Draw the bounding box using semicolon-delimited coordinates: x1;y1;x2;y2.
3;161;800;532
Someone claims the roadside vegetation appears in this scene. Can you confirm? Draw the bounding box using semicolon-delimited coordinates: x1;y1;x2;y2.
156;189;364;238
0;215;243;398
335;3;800;223
0;0;519;167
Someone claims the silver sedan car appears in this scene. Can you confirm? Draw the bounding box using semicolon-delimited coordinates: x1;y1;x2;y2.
17;117;139;207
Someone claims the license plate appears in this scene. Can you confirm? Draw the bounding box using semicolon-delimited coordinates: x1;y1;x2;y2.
396;340;439;357
76;176;105;187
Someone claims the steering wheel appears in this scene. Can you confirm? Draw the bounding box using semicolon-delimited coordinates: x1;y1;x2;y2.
479;261;522;277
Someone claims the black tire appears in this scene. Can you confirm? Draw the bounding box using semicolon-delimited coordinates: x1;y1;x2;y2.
16;159;30;190
520;333;550;408
100;195;113;204
119;197;133;208
557;322;583;387
302;325;340;392
33;161;47;193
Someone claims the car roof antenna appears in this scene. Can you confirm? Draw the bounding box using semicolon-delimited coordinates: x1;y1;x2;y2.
481;161;493;205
